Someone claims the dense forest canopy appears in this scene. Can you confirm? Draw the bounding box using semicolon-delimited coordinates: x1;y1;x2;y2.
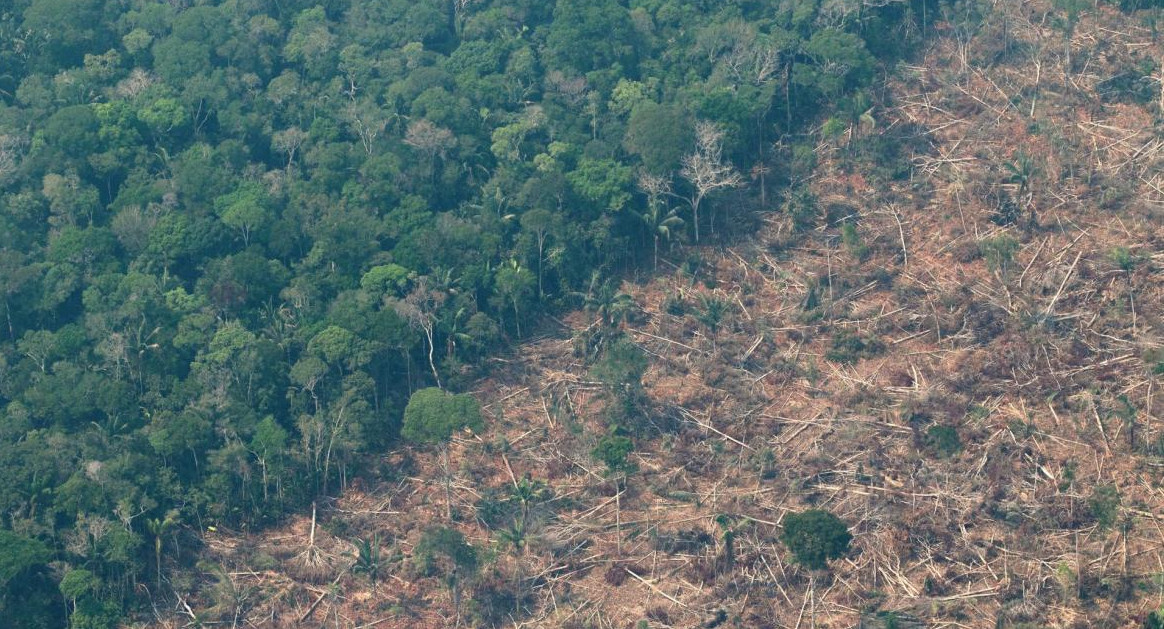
3;0;1151;624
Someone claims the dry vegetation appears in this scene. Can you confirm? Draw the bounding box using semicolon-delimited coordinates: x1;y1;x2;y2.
167;2;1164;627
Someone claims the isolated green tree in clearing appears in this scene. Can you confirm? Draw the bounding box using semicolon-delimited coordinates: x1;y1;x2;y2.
402;388;484;520
780;509;852;570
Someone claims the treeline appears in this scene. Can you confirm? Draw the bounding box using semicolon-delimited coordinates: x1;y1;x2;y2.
0;0;929;624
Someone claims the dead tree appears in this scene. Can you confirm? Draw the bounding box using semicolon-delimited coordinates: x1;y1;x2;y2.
679;121;743;242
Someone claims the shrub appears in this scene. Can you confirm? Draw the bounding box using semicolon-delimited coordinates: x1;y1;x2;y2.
593;430;635;475
1088;485;1121;531
415;526;477;576
979;235;1019;276
827;329;885;364
662;293;687;316
925;425;962;457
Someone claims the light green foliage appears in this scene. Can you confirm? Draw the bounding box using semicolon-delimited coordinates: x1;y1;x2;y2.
214;181;270;245
402;387;484;445
360;264;414;297
609;79;653;117
1110;247;1138;272
567;158;634;213
980;235;1020;276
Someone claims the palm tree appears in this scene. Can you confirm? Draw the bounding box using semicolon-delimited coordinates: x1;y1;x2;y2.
444;307;474;360
640;203;685;270
1003;151;1038;196
353;533;383;595
584;272;635;329
696;294;731;351
1003;151;1040;227
146;510;179;590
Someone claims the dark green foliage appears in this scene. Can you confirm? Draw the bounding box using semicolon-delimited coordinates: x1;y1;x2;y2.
780;509;853;570
786;187;819;231
1145;607;1164;629
925;425;963;458
827;330;886;364
415;526;478;576
353;533;383;593
591;338;648;395
841;222;868;260
0;531;52;614
662;293;687;316
0;561;63;629
593;430;635;475
624;103;693;174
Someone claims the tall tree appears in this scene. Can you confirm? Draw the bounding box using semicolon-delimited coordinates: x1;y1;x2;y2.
679;122;742;242
402;388;484;520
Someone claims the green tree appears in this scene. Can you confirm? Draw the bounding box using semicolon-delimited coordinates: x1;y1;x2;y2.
544;0;636;74
637;173;685;270
624;103;693;174
567;158;634;214
214;182;271;247
403;388;484;519
695;295;732;352
794;30;875;103
780;509;852;570
59;568;118;629
493;260;536;338
1053;0;1089;80
1089;484;1121;531
250;416;288;507
593;428;634;556
520;209;555;298
145;510;179;590
0;531;51;594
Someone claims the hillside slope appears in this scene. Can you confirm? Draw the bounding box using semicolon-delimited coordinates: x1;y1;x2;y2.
183;2;1164;628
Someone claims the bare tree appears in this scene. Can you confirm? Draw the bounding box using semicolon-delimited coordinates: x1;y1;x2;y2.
545;70;590;109
345;100;387;155
679;121;742;242
452;0;482;34
271;126;308;170
390;277;446;389
404;119;456;181
0;134;26;186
